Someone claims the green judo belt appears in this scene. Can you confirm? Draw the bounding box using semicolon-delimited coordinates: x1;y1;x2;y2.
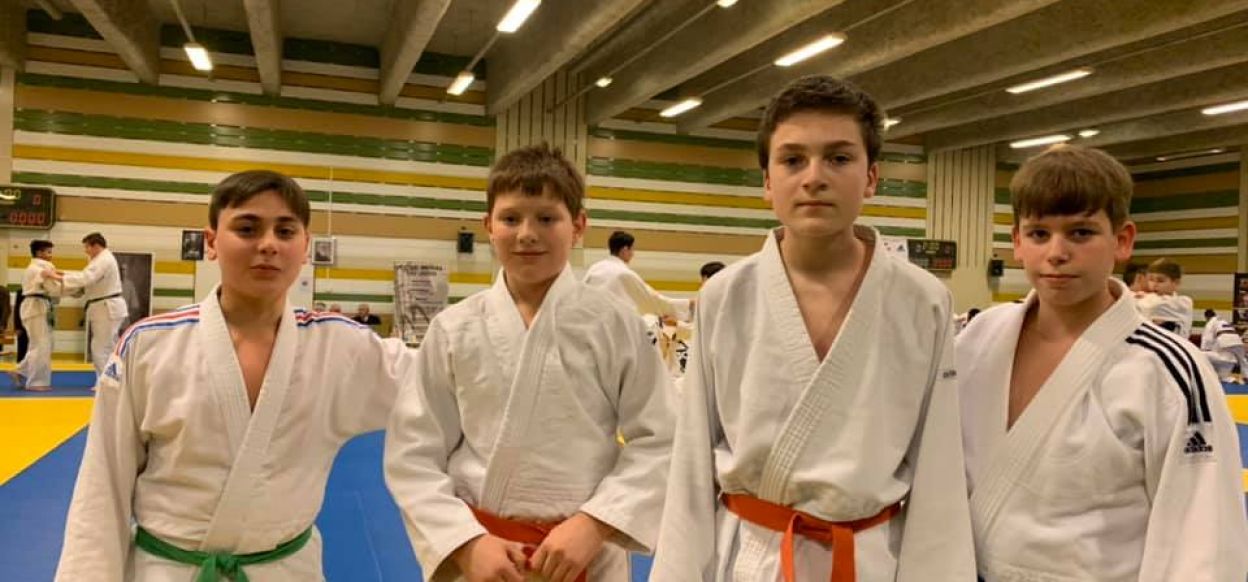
134;526;312;582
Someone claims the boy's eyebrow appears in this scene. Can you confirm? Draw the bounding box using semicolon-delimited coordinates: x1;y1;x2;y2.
227;213;300;223
774;140;859;150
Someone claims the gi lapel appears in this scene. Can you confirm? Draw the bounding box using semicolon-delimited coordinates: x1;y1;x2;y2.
479;266;577;511
756;226;888;502
199;291;300;550
969;281;1140;538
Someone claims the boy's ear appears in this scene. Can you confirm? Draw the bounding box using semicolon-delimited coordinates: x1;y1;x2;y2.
1113;220;1137;265
1011;225;1023;262
204;226;218;261
763;170;773;204
864;161;879;199
573;209;588;241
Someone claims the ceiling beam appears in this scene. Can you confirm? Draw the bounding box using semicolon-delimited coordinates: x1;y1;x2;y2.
676;0;1059;131
0;1;25;71
859;0;1248;114
925;64;1248;152
68;0;160;84
1102;123;1248;162
888;22;1248;139
488;0;649;114
378;0;453;106
242;0;283;96
569;0;706;79
1085;109;1248;152
586;0;835;125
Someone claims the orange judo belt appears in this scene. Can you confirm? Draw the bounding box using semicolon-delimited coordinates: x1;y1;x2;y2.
470;507;589;582
722;493;901;582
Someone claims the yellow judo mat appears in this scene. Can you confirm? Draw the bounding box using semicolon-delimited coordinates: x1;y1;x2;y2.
3;389;1248;490
0;398;94;485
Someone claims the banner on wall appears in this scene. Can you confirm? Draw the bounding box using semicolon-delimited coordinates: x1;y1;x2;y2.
1233;273;1248;331
113;252;153;332
393;262;450;346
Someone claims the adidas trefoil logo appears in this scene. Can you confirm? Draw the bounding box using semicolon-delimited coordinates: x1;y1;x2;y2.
1184;430;1213;454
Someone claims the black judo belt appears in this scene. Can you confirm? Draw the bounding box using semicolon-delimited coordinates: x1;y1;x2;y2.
84;292;122;311
25;293;55;327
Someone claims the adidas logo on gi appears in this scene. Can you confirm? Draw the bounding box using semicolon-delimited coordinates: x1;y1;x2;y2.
103;361;120;381
1184;430;1213;454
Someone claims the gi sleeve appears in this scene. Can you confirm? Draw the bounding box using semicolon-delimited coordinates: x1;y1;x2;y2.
578;311;676;553
54;336;146;582
895;291;977;582
383;318;486;581
1137;350;1248;582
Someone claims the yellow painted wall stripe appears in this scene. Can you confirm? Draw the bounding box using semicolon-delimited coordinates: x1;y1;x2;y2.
20;146;927;218
17;85;495;148
1135;216;1240;232
7;255;192;273
14;145;489;190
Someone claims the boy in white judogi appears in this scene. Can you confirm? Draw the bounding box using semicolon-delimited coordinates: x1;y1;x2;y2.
583;230;692;322
958;145;1248;581
45;232;128;378
10;240;61;391
1137;257;1195;338
56;170;413;581
1202;318;1247;384
385;145;674;582
1200;309;1224;351
650;76;974;582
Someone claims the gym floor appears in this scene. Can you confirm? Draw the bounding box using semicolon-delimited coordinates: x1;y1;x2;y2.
1;365;1245;581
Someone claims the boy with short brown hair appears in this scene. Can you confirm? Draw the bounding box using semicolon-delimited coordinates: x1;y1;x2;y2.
385;143;674;582
651;75;974;581
958;145;1247;581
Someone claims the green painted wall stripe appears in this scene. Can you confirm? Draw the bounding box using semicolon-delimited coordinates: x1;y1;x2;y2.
588;126;927;165
18;108;927;199
995;187;1011;205
993;232;1012;243
17;109;494;166
1134;162;1240;182
881;152;927;164
588;157;762;187
27;11;483;78
590;127;754;150
589;156;928;194
1131;190;1239;213
876;180;927;199
1134;237;1239;250
6;283;189;297
20;171;905;231
17;73;494;127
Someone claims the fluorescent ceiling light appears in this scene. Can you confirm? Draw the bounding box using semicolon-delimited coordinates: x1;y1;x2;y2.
1006;68;1092;94
660;98;703;118
1156;148;1226;162
447;71;475;96
1202;99;1248;116
883;118;901;129
183;42;213;72
595;76;613;88
1009;134;1071;149
717;0;739;7
775;34;847;67
1078;129;1100;138
497;0;541;33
